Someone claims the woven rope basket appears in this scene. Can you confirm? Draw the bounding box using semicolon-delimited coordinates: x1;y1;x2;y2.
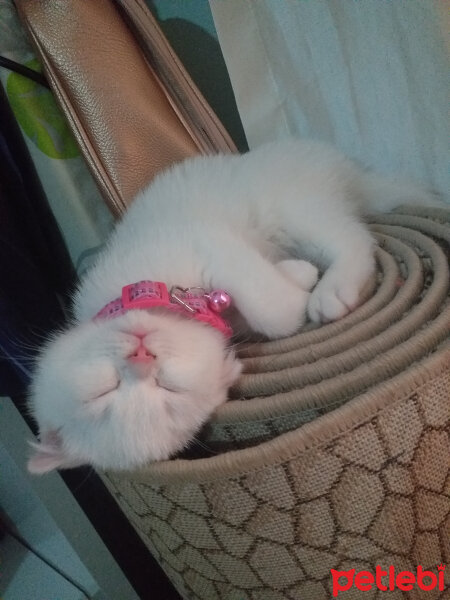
102;207;450;600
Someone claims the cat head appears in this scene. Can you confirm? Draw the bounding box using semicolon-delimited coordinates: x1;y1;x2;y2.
27;309;241;473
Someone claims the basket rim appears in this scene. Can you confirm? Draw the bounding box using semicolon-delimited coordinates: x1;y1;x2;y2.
104;342;450;484
103;208;450;484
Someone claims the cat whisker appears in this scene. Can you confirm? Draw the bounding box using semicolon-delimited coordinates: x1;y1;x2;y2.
0;355;38;370
190;436;219;455
69;466;96;493
7;338;41;352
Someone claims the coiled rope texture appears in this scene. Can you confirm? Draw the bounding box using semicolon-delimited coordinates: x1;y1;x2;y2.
199;206;450;453
103;207;449;600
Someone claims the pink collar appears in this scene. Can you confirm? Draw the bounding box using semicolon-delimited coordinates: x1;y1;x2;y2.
94;280;233;338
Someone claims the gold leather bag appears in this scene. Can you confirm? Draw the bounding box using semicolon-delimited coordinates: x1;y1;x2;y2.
15;0;236;216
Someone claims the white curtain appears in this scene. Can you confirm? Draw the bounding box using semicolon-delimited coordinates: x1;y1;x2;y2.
210;0;449;198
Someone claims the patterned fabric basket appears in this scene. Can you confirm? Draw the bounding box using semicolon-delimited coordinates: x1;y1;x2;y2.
102;207;450;600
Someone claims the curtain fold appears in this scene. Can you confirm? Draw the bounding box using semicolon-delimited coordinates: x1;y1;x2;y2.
210;0;449;198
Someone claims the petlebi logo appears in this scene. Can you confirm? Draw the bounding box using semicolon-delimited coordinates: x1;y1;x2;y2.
331;564;446;597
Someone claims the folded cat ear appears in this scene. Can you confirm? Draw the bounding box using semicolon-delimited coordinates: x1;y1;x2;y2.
27;430;78;474
222;351;242;387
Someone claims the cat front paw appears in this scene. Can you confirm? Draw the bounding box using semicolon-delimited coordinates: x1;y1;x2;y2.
308;250;375;323
244;286;310;338
308;279;360;323
277;259;319;291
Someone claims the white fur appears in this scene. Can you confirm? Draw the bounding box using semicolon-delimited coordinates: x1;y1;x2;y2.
28;139;437;473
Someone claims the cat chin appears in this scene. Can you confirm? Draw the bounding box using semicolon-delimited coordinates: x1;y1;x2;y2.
27;381;231;473
27;396;201;473
28;310;241;473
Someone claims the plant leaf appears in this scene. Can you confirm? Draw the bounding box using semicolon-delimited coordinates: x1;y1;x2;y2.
6;59;80;160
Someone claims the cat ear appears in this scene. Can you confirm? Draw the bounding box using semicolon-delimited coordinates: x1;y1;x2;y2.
27;430;77;474
222;352;242;387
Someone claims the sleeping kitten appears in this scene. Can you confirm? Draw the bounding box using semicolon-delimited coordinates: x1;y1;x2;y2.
28;139;436;473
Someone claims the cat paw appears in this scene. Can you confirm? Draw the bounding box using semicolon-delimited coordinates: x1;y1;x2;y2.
245;286;310;338
308;279;360;323
277;259;319;291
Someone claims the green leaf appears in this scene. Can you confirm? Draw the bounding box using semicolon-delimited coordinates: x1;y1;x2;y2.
6;59;80;159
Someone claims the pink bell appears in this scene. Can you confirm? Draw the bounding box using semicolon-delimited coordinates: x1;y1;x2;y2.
208;289;231;313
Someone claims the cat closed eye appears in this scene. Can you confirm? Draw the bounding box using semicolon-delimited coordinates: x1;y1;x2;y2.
155;375;186;394
88;380;120;402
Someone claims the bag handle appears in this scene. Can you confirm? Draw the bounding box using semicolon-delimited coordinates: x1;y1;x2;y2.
116;0;236;155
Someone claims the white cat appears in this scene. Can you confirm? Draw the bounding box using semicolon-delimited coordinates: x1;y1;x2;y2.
28;139;436;473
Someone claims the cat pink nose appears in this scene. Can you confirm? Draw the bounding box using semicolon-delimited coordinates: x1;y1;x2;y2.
127;341;155;377
128;343;155;363
127;342;155;363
